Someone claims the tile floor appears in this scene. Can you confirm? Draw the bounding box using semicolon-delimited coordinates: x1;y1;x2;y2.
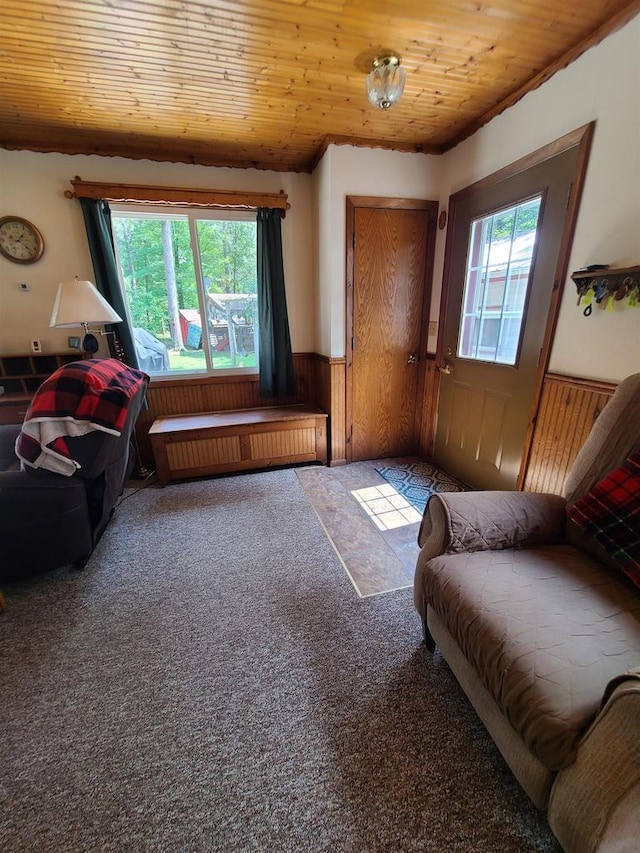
296;458;423;597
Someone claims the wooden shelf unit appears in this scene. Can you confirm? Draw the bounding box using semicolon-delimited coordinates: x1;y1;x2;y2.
571;264;640;308
570;264;640;284
0;352;80;424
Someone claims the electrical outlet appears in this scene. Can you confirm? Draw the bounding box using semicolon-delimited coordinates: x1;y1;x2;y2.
428;321;438;336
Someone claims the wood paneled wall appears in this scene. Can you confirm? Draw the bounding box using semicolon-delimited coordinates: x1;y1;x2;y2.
418;356;439;459
522;373;616;494
136;356;613;490
135;352;348;470
314;356;347;465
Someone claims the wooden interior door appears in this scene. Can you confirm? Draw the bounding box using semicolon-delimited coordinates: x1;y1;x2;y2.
347;198;437;462
434;129;592;490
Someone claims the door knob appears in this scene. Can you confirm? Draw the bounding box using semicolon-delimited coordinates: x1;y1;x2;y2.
407;353;419;364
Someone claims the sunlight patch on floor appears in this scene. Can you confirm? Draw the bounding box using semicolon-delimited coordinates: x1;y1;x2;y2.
351;483;422;531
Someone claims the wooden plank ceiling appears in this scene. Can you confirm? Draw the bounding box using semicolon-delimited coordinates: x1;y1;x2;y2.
1;0;638;173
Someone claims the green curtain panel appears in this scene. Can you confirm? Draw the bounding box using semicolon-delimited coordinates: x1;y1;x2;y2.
80;198;139;368
257;208;296;398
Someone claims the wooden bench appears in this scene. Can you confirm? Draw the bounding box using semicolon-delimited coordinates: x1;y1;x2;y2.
149;405;328;486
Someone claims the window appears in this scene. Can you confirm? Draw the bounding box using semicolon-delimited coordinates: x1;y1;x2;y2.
458;196;542;366
111;205;258;376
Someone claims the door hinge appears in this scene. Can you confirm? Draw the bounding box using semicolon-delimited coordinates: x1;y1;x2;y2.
351;336;355;351
352;232;355;248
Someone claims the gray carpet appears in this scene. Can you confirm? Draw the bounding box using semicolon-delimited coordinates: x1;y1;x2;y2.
0;469;555;852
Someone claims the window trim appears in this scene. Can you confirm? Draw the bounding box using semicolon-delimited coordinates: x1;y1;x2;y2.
65;178;289;214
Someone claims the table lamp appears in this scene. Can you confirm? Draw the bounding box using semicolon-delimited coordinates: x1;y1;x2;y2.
50;277;122;353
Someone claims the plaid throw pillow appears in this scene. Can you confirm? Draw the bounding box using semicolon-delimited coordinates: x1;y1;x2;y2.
568;450;640;589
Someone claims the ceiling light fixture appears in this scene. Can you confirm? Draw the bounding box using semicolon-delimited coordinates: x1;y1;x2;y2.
366;55;406;111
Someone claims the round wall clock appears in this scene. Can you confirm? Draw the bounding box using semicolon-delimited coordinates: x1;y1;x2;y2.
0;216;45;264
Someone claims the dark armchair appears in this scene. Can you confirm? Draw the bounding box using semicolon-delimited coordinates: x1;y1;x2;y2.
0;358;148;581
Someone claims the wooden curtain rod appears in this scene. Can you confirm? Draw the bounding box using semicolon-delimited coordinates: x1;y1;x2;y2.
64;178;290;213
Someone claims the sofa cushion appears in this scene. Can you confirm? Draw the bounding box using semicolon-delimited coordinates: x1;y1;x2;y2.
422;545;640;771
567;451;640;589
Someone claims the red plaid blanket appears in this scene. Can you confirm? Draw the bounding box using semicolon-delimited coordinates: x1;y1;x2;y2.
16;358;148;476
568;450;640;588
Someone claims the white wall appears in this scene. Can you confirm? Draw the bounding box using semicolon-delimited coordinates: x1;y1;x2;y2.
313;145;442;357
313;148;333;359
0;151;315;355
436;15;640;383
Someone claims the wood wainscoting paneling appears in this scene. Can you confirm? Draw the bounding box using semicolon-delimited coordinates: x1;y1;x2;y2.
418;355;439;459
136;361;616;487
522;373;616;494
314;355;347;465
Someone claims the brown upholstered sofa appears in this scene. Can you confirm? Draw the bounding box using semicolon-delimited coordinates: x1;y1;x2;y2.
414;373;640;852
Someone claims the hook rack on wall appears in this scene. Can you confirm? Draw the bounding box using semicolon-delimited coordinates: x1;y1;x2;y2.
571;265;640;316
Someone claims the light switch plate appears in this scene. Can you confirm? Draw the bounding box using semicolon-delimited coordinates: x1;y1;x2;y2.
428;321;438;336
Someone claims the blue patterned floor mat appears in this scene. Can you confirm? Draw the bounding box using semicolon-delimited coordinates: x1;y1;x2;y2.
375;461;469;514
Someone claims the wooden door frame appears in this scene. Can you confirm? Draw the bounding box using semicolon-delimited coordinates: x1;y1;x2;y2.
345;196;439;463
435;122;595;488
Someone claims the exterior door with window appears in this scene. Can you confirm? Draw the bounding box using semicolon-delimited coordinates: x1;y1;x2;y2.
434;144;581;490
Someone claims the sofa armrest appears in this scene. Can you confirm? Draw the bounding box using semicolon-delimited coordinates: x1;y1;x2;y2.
549;676;640;853
0;424;21;471
0;468;86;492
0;471;93;580
418;490;567;555
0;423;21;444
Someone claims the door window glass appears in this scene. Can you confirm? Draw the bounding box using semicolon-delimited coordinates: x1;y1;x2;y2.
458;196;542;365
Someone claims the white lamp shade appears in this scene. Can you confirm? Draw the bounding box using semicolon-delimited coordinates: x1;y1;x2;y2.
50;279;122;328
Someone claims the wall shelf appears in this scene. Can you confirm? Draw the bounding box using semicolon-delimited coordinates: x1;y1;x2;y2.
0;352;80;424
572;265;640;314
